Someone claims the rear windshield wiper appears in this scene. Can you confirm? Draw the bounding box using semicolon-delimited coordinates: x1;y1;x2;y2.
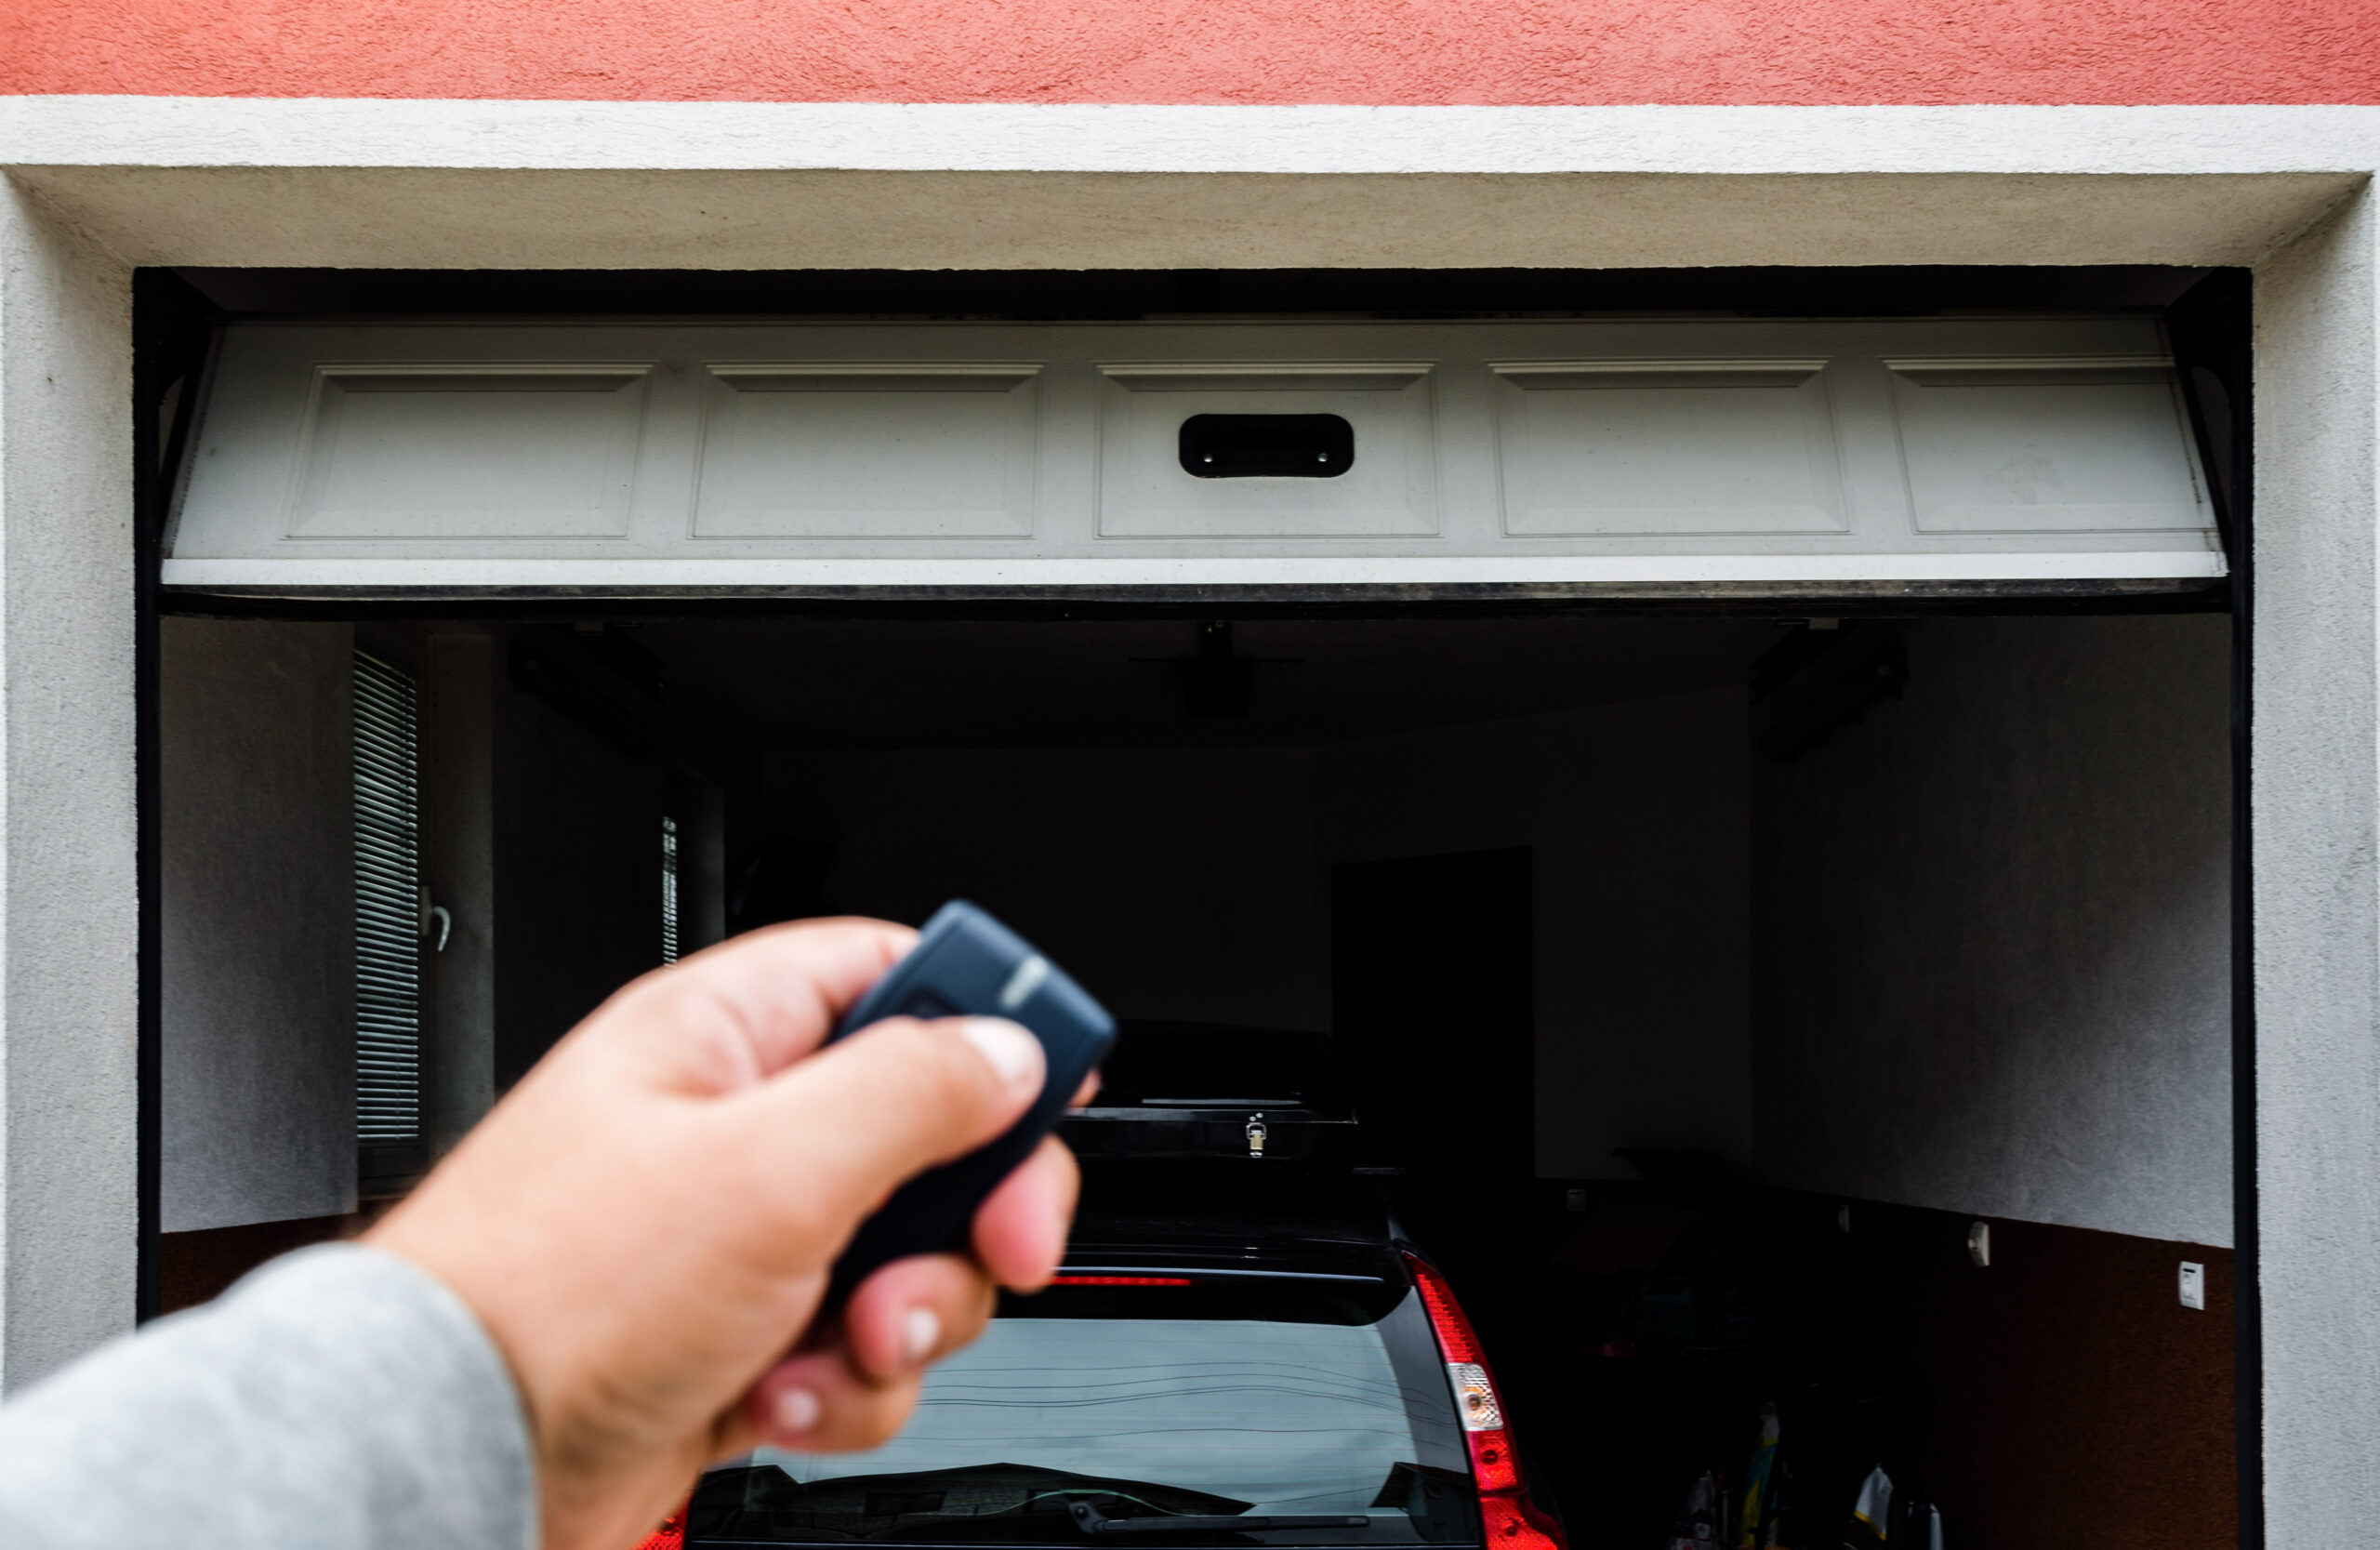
1068;1502;1369;1536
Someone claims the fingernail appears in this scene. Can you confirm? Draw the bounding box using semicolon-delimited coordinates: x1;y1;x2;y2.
902;1306;942;1365
771;1386;821;1436
959;1017;1043;1093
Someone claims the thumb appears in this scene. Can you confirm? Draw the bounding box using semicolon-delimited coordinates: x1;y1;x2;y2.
722;1014;1046;1264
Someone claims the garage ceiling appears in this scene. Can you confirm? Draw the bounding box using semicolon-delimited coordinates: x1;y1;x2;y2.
632;615;1789;750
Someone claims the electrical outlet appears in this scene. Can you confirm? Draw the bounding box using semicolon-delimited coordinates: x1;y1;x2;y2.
2179;1261;2206;1310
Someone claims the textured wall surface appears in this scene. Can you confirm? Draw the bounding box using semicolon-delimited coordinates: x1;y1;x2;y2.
2;0;2375;104
2252;188;2380;1548
1319;691;1751;1181
0;184;139;1392
1753;616;2233;1246
159;617;355;1234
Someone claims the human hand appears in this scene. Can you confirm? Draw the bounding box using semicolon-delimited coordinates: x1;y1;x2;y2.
365;918;1082;1550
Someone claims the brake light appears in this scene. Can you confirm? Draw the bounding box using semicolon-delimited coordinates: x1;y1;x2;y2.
1049;1275;1193;1286
632;1504;686;1550
1404;1255;1565;1550
1478;1495;1566;1548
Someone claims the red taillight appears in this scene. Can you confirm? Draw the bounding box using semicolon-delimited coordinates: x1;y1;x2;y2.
1405;1254;1566;1550
1478;1494;1565;1550
633;1504;686;1550
1049;1275;1194;1286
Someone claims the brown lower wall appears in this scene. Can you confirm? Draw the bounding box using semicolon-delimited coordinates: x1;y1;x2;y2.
159;1213;371;1315
1796;1199;2237;1550
1507;1183;2237;1550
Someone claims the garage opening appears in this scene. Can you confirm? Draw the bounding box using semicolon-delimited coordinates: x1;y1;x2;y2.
156;604;2235;1548
142;267;2245;1550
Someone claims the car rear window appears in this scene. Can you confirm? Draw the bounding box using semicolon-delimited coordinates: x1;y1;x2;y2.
690;1278;1476;1546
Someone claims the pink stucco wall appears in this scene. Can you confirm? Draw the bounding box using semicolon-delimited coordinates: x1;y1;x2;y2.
4;0;2376;105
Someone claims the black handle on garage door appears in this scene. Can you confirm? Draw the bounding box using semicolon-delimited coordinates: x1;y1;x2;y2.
1180;414;1355;478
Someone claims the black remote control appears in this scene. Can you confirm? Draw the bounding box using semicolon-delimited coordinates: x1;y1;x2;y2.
822;901;1116;1308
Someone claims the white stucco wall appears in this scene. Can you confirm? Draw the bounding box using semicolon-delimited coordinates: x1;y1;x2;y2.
2252;184;2380;1547
0;179;138;1392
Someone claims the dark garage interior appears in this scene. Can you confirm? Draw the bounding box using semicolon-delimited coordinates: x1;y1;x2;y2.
135;255;2250;1550
155;603;2237;1549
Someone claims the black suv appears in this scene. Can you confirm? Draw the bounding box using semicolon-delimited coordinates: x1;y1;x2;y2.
676;1027;1565;1550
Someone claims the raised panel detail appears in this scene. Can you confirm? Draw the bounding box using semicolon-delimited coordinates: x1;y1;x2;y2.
1886;357;2211;534
1491;360;1846;537
287;364;650;539
1097;364;1437;537
170;319;2227;585
693;364;1039;538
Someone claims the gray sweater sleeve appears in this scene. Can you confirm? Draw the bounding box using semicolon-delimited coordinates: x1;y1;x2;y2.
0;1243;536;1550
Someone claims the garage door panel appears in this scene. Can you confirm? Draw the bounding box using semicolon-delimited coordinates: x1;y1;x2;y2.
287;364;650;540
167;319;2222;590
691;364;1040;539
1887;358;2209;535
1490;360;1846;537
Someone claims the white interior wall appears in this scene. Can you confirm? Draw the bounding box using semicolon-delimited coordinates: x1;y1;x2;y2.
1752;615;2234;1247
1316;692;1752;1179
158;617;356;1232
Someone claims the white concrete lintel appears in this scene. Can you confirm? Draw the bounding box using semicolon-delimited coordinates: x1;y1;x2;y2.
1;98;2378;176
4;99;2375;272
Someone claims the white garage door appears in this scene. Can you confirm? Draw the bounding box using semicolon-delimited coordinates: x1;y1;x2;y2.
164;316;2219;598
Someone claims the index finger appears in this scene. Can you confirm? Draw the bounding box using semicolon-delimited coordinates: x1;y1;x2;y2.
613;917;919;1094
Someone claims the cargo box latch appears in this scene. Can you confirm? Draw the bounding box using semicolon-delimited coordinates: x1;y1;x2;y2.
1246;1115;1267;1159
